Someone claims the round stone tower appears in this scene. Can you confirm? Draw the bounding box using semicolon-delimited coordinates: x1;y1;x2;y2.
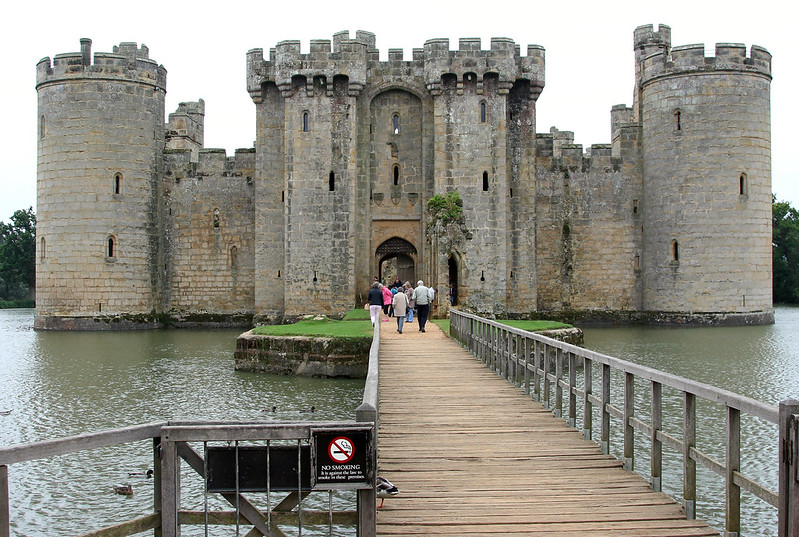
636;25;773;321
35;39;167;329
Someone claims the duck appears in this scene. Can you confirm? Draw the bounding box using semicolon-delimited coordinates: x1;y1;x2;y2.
299;405;315;413
128;469;153;478
261;406;277;413
113;484;133;495
376;476;399;508
0;410;11;416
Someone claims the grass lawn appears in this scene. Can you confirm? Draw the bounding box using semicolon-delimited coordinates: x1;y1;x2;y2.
432;318;571;335
250;310;570;338
252;311;372;338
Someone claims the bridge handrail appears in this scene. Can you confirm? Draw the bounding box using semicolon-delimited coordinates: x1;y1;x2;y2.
450;308;797;536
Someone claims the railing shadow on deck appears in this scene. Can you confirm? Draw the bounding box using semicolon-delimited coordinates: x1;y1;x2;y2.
0;321;383;537
450;308;798;537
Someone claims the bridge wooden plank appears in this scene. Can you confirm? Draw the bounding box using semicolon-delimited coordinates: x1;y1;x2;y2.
375;322;719;536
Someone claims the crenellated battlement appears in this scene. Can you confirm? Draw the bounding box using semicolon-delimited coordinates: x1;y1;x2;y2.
165;148;255;181
36;39;166;90
639;39;771;85
247;31;545;102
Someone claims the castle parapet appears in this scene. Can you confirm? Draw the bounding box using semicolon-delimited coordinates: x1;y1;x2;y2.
36;39;166;90
247;32;545;102
640;41;771;85
423;37;544;97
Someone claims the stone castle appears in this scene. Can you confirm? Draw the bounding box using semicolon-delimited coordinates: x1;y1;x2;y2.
34;24;774;329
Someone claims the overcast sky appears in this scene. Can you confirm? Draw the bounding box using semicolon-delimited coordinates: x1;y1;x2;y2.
1;0;795;222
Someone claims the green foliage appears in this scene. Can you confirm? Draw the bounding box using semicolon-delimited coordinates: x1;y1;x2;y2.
427;192;465;227
426;191;472;252
252;317;373;338
0;207;36;301
773;197;799;303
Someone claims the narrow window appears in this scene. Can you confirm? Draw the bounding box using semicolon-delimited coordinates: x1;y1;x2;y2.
40;237;46;260
482;171;489;192
634;255;640;270
393;114;399;135
230;246;238;269
480;101;486;123
509;188;513;198
213;208;220;229
739;173;747;196
329;171;335;192
40;115;45;140
674;109;681;131
114;173;122;195
632;199;638;214
107;236;116;258
393;165;400;186
303;111;309;132
671;240;679;263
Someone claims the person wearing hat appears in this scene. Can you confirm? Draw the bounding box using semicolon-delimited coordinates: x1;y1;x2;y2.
412;280;431;332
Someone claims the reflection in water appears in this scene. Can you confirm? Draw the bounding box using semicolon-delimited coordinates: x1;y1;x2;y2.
0;309;364;536
581;305;799;537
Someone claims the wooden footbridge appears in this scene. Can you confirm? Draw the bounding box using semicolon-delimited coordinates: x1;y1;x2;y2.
375;320;720;536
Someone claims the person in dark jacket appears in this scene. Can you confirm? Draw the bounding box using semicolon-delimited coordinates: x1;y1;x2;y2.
368;283;384;326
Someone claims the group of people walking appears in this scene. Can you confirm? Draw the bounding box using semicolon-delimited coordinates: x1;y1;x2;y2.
367;278;434;334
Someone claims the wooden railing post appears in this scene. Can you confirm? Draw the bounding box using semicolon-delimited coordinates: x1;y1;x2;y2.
778;398;799;537
0;465;9;537
532;341;541;402
583;358;593;441
160;437;180;537
726;406;741;537
624;372;635;471
684;392;697;519
153;436;163;537
523;336;531;396
554;348;563;418
651;382;662;492
568;352;577;428
601;363;611;454
542;344;552;410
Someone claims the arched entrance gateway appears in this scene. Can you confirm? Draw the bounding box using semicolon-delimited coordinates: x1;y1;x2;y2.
376;238;417;285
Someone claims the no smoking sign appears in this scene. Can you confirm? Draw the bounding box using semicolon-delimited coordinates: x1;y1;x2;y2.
328;436;354;463
311;427;374;489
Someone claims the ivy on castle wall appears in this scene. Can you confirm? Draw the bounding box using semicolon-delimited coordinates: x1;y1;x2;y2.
426;192;472;254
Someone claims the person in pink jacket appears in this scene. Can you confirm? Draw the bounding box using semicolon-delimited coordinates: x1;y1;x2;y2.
381;284;393;321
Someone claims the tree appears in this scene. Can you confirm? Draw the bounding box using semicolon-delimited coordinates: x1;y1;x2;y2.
0;207;36;300
772;197;799;304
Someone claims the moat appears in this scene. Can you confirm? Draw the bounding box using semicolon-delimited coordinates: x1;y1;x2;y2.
0;306;797;536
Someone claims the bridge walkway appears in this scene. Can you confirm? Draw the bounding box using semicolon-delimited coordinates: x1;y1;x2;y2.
374;320;719;536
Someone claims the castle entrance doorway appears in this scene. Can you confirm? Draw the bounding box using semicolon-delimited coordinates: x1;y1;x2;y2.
376;238;417;285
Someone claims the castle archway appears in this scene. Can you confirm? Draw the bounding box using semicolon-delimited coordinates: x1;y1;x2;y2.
376;237;417;285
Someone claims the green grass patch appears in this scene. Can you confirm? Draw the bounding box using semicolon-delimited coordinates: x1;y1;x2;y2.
342;308;371;321
496;320;572;331
252;316;372;338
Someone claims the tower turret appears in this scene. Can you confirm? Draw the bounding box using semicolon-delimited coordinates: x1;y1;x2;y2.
638;32;773;321
35;39;167;329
